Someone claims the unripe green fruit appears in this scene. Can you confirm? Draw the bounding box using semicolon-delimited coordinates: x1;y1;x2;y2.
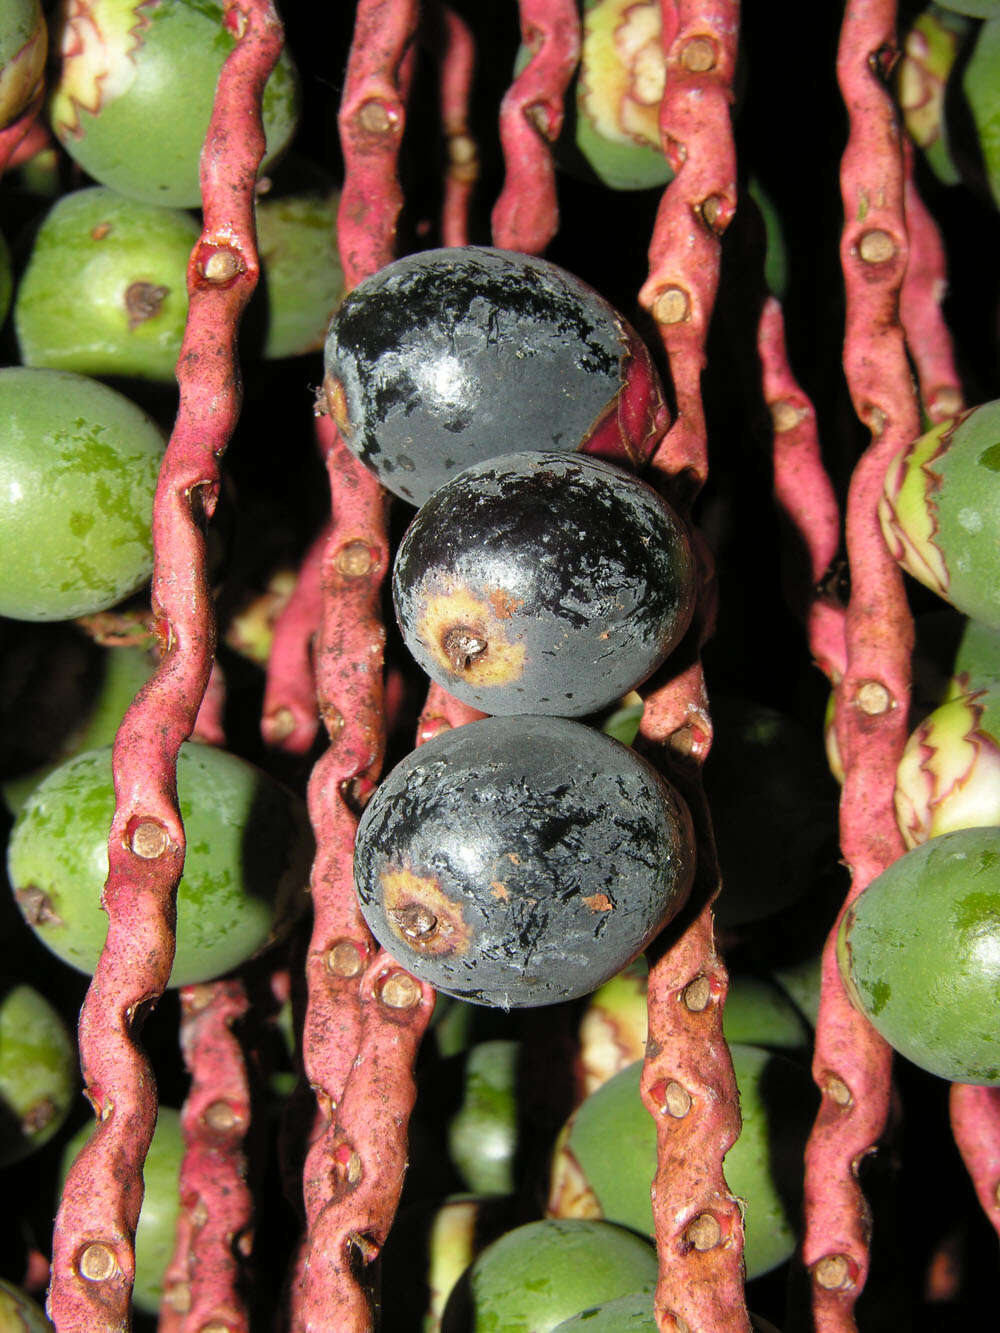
965;16;1000;208
0;984;76;1166
897;8;963;186
548;1047;817;1278
49;0;299;207
8;742;311;987
947;618;1000;699
441;1218;657;1332
879;400;1000;627
838;826;1000;1084
895;683;1000;847
61;1106;182;1313
0;367;164;622
255;188;344;359
2;642;156;816
447;1040;518;1196
15;187;199;381
0;1277;53;1332
0;0;46;129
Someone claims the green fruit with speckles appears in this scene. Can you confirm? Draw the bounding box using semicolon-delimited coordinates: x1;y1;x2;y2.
441;1218;657;1332
0;984;76;1166
61;1106;182;1313
255;188;345;359
2;642;156;816
0;0;46;128
838;826;1000;1084
0;368;164;622
15;187;199;381
895;683;1000;847
879;399;1000;627
548;1047;817;1278
7;741;311;987
49;0;299;207
0;1278;53;1331
947;619;1000;699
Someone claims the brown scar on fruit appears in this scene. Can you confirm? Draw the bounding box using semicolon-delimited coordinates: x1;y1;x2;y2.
15;885;63;927
546;1133;603;1220
583;892;614;912
416;586;526;686
488;587;522;619
323;372;352;435
125;281;169;328
381;867;471;957
490;881;510;901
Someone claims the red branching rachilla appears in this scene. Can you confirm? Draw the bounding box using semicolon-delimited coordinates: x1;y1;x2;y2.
3;0;1000;1330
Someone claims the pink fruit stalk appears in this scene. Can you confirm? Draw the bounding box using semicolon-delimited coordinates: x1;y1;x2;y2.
0;81;42;172
492;0;580;253
900;141;965;424
158;980;253;1331
950;1083;1000;1241
262;519;329;755
434;3;477;248
46;3;282;1328
633;4;748;1330
803;3;919;1329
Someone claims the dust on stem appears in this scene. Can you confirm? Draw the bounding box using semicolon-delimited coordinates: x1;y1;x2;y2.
46;4;282;1328
159;980;253;1333
633;4;748;1330
491;0;580;253
803;3;920;1329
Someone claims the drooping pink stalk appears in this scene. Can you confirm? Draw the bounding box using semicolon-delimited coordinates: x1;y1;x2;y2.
261;521;328;754
47;4;282;1327
900;141;964;424
415;679;485;746
803;4;920;1329
950;1083;1000;1242
633;5;748;1330
434;4;478;247
0;83;43;173
491;0;580;253
757;295;847;682
5;111;49;167
158;980;253;1333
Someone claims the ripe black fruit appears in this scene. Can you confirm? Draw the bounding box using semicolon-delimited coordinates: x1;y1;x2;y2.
392;451;696;717
323;246;665;505
353;715;695;1008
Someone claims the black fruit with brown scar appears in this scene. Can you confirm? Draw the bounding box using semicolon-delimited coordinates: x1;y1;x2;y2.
353;715;695;1008
323;246;666;506
392;452;697;717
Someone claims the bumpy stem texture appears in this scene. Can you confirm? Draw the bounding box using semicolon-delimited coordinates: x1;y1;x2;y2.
159;981;253;1332
950;1084;1000;1242
47;5;281;1328
262;520;328;755
434;3;478;247
491;0;580;253
635;5;748;1330
758;295;847;682
803;4;919;1329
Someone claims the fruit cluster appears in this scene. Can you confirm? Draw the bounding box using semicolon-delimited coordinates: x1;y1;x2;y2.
1;1;1000;1331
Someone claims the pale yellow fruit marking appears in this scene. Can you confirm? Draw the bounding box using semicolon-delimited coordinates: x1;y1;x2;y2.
896;692;1000;848
578;971;648;1094
380;867;470;957
580;0;663;151
51;0;151;137
547;1126;603;1219
427;1201;479;1328
416;585;526;688
879;419;951;597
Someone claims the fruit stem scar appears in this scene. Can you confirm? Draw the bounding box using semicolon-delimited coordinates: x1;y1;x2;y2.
442;624;488;671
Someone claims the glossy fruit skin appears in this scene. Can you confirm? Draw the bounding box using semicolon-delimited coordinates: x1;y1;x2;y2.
0;1278;53;1332
0;984;76;1166
255;188;344;359
354;715;694;1009
0;0;46;129
838;826;1000;1084
393;452;696;717
548;1046;817;1278
440;1218;657;1333
0;367;165;621
8;741;311;987
894;683;1000;847
948;618;1000;698
15;186;199;381
62;1106;182;1313
49;0;299;208
879;400;1000;627
323;245;666;506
